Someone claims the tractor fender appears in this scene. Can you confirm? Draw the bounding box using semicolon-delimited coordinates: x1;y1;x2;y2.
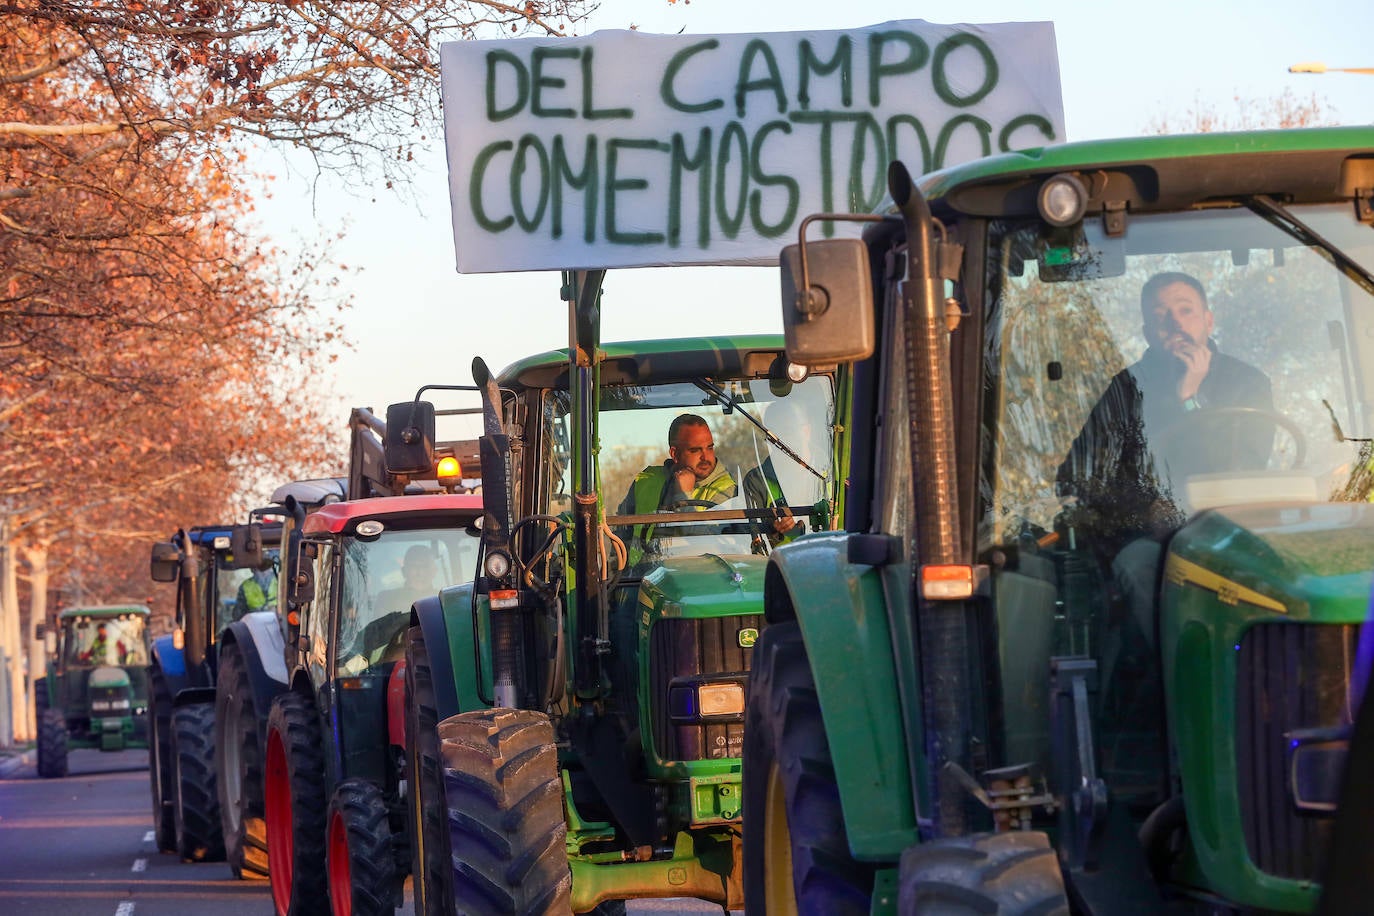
219;611;290;747
765;532;920;860
151;635;189;698
172;687;217;709
410;594;460;723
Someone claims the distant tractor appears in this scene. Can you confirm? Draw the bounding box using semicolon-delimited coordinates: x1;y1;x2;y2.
35;604;153;778
148;518;285;863
148;478;346;874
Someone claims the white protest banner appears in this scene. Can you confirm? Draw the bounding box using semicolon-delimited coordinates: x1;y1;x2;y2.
441;20;1063;273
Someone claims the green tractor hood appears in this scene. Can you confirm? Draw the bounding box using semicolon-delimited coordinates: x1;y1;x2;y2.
637;554;768;618
1161;501;1374;911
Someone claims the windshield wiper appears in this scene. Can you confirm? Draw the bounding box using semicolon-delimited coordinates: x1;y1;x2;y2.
1244;195;1374;298
693;378;825;481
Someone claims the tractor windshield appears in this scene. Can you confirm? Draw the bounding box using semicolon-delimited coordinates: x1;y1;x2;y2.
334;526;481;676
543;373;837;568
977;201;1374;800
216;549;281;632
64;614;148;668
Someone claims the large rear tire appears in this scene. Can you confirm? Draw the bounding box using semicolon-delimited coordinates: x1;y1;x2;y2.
742;621;873;915
36;708;69;779
404;626;453;916
439;708;571;915
172;701;226;862
326;779;399;916
266;691;328;916
148;668;176;851
898;832;1070;915
216;643;270;879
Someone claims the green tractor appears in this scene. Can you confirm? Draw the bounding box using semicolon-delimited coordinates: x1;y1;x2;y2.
396;318;845;914
746;126;1374;913
36;604;152;778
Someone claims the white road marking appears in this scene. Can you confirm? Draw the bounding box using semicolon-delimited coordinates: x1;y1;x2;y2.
142;830;154;843
115;903;135;916
131;858;147;873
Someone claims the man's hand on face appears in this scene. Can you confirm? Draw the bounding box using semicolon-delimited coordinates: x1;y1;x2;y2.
673;465;697;496
1168;338;1212;401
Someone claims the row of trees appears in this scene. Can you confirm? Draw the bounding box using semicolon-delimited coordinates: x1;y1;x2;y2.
0;0;593;742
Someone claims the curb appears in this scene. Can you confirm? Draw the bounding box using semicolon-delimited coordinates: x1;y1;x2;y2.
0;749;35;779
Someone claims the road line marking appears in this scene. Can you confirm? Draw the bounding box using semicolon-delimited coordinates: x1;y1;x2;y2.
142;830;154;843
131;858;147;873
115;903;135;916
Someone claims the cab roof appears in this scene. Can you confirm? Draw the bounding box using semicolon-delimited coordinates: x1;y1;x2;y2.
914;126;1374;220
499;334;789;391
59;604;151;620
303;493;483;536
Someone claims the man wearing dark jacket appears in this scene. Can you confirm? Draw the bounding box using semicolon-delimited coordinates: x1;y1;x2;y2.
1058;271;1273;657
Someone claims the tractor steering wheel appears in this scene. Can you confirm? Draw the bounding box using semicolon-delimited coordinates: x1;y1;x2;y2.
1154;405;1306;471
669;499;719;510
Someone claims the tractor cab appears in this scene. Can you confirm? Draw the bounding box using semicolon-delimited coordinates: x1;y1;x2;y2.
37;604;153;776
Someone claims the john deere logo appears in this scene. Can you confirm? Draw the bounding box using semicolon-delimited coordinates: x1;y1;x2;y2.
738;627;759;648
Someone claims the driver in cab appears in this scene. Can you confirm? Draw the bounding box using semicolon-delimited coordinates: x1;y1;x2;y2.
1057;270;1273;539
1057;270;1273;653
619;414;738;515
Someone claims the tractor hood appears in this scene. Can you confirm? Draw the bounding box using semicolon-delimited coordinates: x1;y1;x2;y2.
88;666;132;689
637;554;767;617
1165;502;1374;621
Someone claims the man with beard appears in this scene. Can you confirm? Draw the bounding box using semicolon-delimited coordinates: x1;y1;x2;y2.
1058;270;1273;661
618;414;737;566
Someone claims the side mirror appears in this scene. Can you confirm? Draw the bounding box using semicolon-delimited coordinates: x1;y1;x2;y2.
385;401;436;475
229;523;264;570
779;238;875;366
150;541;182;582
288;541;317;608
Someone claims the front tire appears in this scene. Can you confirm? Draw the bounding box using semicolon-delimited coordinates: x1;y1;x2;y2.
266;691;328;916
404;626;453;916
216;643;270;879
742;621;873;914
148;668;176;851
36;708;69;779
326;779;399;916
439;708;571;915
898;832;1070;915
172;702;225;861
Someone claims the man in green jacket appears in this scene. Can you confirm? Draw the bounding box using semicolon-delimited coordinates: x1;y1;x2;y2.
619;413;738;514
617;414;737;566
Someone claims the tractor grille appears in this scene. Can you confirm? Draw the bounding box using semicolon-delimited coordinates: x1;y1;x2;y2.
88;684;131;714
1235;621;1357;881
649;615;762;762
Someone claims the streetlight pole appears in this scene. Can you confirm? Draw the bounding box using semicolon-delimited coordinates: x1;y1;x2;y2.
1290;62;1374;75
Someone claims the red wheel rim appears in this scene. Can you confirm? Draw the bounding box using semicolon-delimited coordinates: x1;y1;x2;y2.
328;809;352;916
265;729;293;916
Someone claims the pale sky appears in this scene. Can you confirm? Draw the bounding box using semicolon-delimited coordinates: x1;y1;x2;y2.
247;0;1374;451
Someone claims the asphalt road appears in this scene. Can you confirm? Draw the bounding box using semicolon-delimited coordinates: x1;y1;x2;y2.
0;747;734;915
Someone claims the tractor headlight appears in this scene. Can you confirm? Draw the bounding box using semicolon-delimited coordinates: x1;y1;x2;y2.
668;676;747;723
484;550;512;580
1037;173;1089;227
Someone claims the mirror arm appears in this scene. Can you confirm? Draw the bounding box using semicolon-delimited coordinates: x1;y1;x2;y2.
795;212;886;321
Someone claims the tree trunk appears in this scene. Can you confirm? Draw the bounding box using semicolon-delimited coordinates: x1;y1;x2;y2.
0;519;24;743
22;541;51;741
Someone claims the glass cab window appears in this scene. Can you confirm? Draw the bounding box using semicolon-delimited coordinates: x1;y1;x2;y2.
542;374;837;570
334;526;481;676
65;615;148;667
216;549;281;633
978;203;1374;797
